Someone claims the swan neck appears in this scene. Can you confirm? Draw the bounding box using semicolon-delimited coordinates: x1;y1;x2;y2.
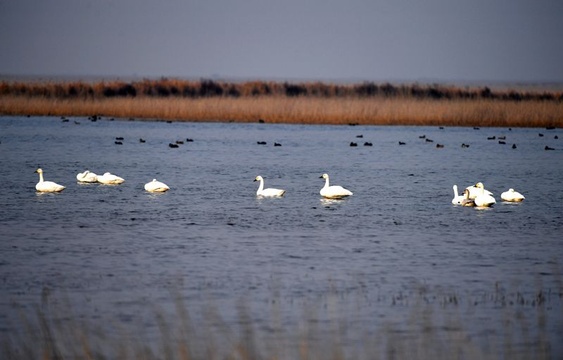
257;178;264;192
453;185;458;197
324;176;330;188
38;172;44;183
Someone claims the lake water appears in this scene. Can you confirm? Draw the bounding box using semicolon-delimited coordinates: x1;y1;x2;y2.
0;116;562;358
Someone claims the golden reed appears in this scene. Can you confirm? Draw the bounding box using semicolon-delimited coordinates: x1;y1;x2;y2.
1;79;562;127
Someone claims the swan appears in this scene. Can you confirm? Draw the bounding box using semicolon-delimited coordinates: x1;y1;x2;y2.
501;188;525;202
97;172;125;185
144;179;170;192
319;173;353;199
76;170;98;183
461;189;475;207
35;168;65;192
474;182;496;207
466;183;493;200
451;185;465;205
254;175;285;197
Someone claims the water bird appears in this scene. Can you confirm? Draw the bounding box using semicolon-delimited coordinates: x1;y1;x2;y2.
555;135;559;139
175;140;184;144
474;182;496;207
364;142;373;146
425;138;434;143
254;175;285;197
144;179;170;193
35;168;65;192
546;126;555;130
498;136;506;140
498;141;506;145
139;138;146;143
350;142;358;147
436;144;444;148
258;118;265;123
545;146;554;150
356;134;363;138
439;126;444;129
501;188;525;202
419;135;426;139
97;172;125;185
473;127;480;130
512;144;517;149
539;133;544;137
461;189;475;207
398;141;406;145
76;170;98;183
114;141;123;145
115;137;124;141
61;118;69;123
274;142;282;146
487;136;496;140
319;173;353;199
257;141;267;145
74;121;80;125
169;143;179;148
461;143;470;148
466;183;493;200
451;185;465;205
186;138;194;142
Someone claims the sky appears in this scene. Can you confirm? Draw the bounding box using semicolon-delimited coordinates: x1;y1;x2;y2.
0;0;562;83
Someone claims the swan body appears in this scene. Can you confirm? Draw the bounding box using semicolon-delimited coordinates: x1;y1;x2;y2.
466;183;493;200
451;185;465;205
76;170;98;183
474;182;496;207
144;179;170;192
97;172;125;185
35;168;65;192
254;175;285;197
501;188;525;202
319;173;353;199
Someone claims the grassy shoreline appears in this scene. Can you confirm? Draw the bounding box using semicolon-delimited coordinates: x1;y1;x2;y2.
1;79;562;127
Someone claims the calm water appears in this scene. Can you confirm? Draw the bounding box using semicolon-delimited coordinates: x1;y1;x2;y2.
1;116;562;357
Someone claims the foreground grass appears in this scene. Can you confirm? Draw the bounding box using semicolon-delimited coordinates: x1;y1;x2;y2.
3;282;560;360
1;95;562;128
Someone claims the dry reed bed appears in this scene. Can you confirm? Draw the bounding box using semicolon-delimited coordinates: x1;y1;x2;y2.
1;96;562;128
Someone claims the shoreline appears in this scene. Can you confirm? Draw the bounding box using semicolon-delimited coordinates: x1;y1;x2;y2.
1;96;562;128
1;79;562;127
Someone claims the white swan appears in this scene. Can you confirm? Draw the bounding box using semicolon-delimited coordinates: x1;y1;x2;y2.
76;170;98;183
466;183;493;200
97;172;125;185
501;188;525;202
319;173;353;199
35;168;65;192
474;182;496;207
451;185;465;205
144;179;170;192
254;175;285;197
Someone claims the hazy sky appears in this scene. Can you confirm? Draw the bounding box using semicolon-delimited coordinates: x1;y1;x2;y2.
1;0;562;83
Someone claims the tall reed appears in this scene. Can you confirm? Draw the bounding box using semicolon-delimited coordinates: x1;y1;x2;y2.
1;95;562;127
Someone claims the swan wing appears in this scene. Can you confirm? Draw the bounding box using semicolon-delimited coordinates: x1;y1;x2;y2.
258;188;285;197
145;180;170;192
321;185;352;199
36;181;65;192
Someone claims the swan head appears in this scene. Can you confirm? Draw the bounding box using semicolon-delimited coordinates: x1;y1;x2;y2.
320;173;329;179
475;182;484;189
254;175;263;182
35;168;43;174
508;188;515;192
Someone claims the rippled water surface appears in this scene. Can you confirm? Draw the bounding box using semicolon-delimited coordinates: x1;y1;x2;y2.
1;116;562;357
